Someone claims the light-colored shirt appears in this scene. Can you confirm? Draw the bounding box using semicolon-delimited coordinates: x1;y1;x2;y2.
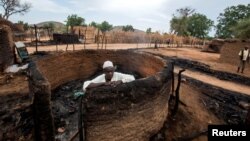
83;72;135;91
239;49;250;61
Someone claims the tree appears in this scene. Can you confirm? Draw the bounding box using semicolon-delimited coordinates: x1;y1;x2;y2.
65;14;85;27
176;7;195;17
89;21;98;28
170;17;189;36
17;20;29;31
43;22;55;30
146;28;152;34
0;0;31;19
216;4;250;38
187;13;214;39
170;7;195;36
122;25;134;32
43;22;55;39
98;21;113;33
231;18;250;39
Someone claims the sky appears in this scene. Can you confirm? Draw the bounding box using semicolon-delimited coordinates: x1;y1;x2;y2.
2;0;250;36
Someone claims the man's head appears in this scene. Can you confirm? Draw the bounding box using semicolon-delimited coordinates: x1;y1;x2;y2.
244;45;249;50
103;60;115;81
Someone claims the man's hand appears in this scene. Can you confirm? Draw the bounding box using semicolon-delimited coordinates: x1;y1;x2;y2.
105;80;122;87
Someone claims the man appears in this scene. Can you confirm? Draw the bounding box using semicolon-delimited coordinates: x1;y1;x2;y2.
237;46;250;73
83;60;135;92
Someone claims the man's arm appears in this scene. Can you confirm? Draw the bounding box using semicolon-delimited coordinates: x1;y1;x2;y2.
116;72;135;83
83;74;106;91
86;82;110;89
239;50;243;60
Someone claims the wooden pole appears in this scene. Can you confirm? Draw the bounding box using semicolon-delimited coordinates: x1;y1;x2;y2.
105;37;107;50
97;29;100;49
84;27;87;50
34;25;38;53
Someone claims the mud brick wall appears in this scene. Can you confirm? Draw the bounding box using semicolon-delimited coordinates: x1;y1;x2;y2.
84;71;172;141
0;19;23;32
36;50;165;90
32;50;172;140
220;41;250;66
28;62;55;141
203;39;225;53
0;25;14;72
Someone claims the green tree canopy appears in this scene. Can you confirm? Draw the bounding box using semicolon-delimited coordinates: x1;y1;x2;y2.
170;17;189;36
170;7;195;36
43;22;55;29
187;13;214;39
231;18;250;39
122;25;134;32
216;4;250;38
170;7;214;38
98;21;113;32
65;14;85;27
89;21;98;28
146;28;152;34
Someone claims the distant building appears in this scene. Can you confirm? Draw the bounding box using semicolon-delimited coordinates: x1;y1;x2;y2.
72;26;101;44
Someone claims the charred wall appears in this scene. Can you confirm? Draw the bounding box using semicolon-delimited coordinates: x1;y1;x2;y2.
29;50;172;141
36;50;165;90
0;25;14;72
84;73;172;141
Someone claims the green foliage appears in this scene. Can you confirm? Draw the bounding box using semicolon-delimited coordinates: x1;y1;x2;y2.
176;7;195;17
122;25;134;32
216;4;250;38
187;13;214;39
43;22;55;36
170;7;195;36
231;18;250;39
89;21;112;33
65;14;85;27
146;28;152;34
98;21;113;32
170;16;189;36
43;22;55;30
170;7;214;38
89;21;98;27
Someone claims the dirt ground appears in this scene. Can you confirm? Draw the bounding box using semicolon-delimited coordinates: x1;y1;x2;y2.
142;47;250;76
25;43;250;76
165;82;224;141
1;44;249;141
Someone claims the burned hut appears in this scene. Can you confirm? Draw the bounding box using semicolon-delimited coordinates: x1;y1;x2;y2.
28;50;174;141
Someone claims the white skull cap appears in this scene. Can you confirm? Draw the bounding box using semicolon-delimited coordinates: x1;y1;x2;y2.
103;60;114;69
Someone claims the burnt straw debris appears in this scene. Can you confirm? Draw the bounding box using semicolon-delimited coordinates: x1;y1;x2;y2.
51;79;84;141
146;52;250;86
186;76;250;124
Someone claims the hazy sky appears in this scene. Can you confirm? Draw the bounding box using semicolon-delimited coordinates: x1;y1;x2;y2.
2;0;250;35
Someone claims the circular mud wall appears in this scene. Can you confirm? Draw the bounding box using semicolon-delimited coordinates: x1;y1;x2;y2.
36;50;165;90
33;50;172;141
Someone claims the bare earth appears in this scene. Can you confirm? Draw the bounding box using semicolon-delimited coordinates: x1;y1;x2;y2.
175;67;250;95
29;44;250;96
1;44;249;97
1;43;249;141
